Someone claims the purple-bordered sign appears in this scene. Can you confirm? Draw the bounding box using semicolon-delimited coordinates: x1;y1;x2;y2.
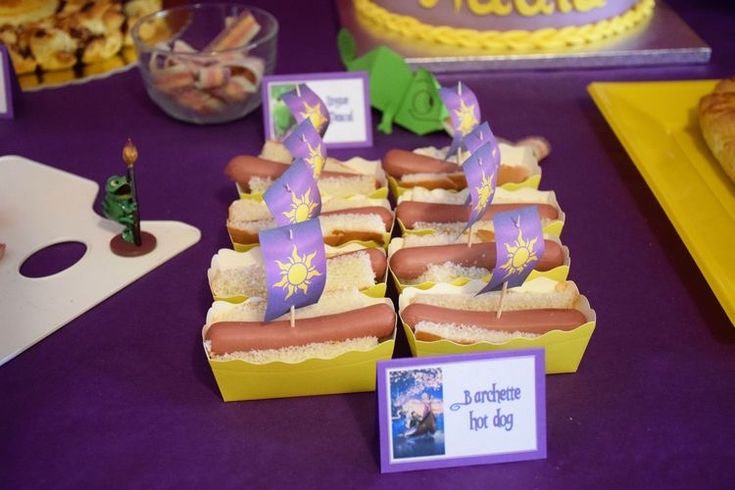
377;349;546;473
0;44;18;119
261;71;372;149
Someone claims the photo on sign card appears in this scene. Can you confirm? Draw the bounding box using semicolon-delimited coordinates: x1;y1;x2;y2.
388;367;445;460
266;82;298;139
261;72;372;149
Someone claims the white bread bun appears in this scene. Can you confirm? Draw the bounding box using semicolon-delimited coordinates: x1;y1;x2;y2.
206;288;392;327
414;143;539;174
208;336;379;364
203;289;395;363
399;278;594;344
208;247;381;299
400;277;580;312
257;140;387;197
227;198;391;246
247;174;377;198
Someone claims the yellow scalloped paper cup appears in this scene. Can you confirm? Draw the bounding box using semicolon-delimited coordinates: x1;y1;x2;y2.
401;321;594;374
206;330;396;401
398;281;596;374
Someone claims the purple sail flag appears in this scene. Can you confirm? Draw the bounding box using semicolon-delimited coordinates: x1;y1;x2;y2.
440;82;480;158
479;206;545;295
463;122;494;154
462;142;500;232
462;122;499;206
283;118;326;178
259;219;327;322
264;159;322;226
282;83;330;136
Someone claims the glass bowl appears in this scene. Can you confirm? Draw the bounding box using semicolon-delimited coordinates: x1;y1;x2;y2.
131;3;278;124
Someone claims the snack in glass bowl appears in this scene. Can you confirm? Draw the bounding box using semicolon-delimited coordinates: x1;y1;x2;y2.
131;3;278;124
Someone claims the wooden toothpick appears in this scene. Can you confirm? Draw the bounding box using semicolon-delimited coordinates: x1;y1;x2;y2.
496;281;507;319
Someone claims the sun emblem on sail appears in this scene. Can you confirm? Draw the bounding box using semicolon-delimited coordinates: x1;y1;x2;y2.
305;141;325;177
455;98;479;136
499;224;539;278
283;188;318;223
473;171;495;214
273;245;322;299
301;101;328;134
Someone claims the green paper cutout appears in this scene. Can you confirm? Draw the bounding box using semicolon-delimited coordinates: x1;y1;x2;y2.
338;29;446;135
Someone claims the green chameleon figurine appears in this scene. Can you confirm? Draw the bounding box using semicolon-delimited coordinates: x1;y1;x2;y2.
337;29;447;135
102;175;137;243
102;139;141;246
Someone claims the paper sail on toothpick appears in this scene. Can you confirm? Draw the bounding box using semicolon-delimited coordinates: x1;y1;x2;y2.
462;141;500;232
282;83;330;136
440;82;481;158
283;118;327;178
480;206;545;294
463;121;494;154
264;159;322;226
259;219;327;322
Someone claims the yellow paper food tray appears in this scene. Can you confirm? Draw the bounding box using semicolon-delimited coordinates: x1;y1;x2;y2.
206;332;396;401
398;280;596;374
588;80;735;326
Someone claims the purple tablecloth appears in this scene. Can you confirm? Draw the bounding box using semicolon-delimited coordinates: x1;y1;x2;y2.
3;1;735;487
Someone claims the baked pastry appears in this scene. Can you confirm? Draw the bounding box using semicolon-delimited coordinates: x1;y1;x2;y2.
699;77;735;183
0;0;59;27
0;0;161;74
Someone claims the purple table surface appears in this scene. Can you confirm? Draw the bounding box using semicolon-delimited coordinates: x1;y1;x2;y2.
2;1;735;488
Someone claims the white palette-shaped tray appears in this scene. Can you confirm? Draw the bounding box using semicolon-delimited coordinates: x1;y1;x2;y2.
0;155;201;365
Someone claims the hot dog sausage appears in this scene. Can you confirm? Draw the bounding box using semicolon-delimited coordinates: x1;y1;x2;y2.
362;247;388;280
396;201;559;228
401;303;586;336
389;240;564;281
206;303;396;354
225;155;362;191
383;149;533;186
383;149;460;177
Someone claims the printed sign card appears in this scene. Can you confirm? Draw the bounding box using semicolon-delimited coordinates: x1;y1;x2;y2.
1;44;20;119
262;72;372;149
377;349;546;473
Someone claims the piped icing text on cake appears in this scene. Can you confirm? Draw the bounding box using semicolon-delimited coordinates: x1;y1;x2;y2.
355;0;655;50
417;0;607;16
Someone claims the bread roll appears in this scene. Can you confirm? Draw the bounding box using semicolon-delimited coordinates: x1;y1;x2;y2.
699;77;735;183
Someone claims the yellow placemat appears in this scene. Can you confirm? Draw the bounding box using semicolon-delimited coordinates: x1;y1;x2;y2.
588;80;735;326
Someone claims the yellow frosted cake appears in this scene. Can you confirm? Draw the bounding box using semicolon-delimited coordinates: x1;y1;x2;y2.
354;0;655;51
